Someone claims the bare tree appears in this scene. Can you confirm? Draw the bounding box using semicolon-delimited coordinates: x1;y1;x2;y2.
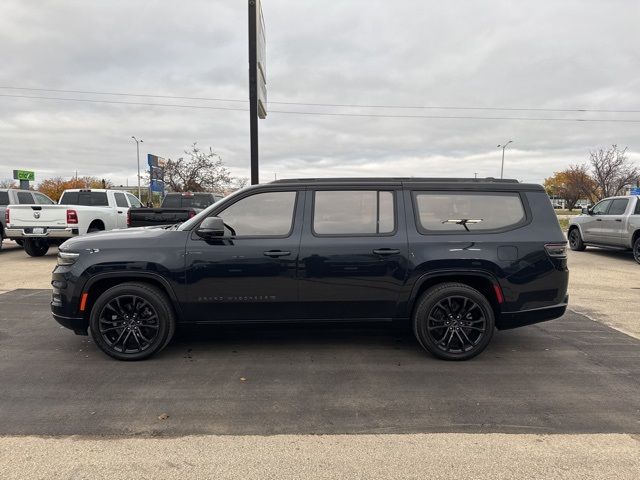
589;145;638;199
163;143;244;193
0;179;18;189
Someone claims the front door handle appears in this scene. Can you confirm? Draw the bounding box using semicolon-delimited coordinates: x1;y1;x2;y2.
596;218;602;221
373;248;400;256
615;219;622;222
263;250;291;257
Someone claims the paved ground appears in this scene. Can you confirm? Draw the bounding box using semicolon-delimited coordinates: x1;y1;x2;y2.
567;247;640;338
1;434;638;480
1;239;639;478
0;289;638;436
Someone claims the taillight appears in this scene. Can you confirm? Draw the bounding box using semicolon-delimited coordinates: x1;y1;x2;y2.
127;209;131;227
4;208;9;225
545;243;567;258
66;209;78;224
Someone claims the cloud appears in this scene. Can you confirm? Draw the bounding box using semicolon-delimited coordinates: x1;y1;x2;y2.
0;0;638;187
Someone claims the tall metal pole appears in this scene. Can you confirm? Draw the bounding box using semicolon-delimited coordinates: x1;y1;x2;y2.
248;0;259;185
131;136;143;199
497;140;512;179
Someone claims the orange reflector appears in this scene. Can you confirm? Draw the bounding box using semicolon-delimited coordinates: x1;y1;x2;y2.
79;293;89;312
493;284;504;304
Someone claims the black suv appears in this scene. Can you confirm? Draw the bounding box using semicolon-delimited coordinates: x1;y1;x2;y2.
51;178;569;361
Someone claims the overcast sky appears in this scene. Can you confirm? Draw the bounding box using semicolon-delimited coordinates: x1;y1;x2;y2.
1;0;639;187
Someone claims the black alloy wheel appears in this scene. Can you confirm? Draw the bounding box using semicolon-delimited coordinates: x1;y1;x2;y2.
633;237;640;265
413;283;495;361
89;283;175;360
568;228;586;251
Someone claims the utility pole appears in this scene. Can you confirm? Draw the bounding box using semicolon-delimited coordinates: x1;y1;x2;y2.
131;136;143;199
497;140;513;179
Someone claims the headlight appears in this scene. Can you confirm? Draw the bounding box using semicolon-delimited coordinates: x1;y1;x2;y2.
57;251;80;266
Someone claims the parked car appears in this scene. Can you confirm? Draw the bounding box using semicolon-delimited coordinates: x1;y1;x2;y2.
568;195;640;264
128;192;222;227
51;177;569;361
1;189;55;251
5;189;142;257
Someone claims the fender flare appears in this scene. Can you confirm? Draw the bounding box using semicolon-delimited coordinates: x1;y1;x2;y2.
81;271;184;319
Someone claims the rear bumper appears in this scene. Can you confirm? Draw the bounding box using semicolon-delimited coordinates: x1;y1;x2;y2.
5;227;78;239
496;297;568;330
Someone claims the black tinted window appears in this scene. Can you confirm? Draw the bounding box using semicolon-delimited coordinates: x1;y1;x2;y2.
313;190;395;235
414;192;525;232
60;192;108;206
17;192;34;204
635;199;640;215
608;198;628;215
162;195;180;208
0;191;9;206
218;191;296;236
114;192;128;208
163;194;215;209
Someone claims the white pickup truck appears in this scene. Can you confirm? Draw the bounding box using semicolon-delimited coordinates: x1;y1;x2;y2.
5;189;143;256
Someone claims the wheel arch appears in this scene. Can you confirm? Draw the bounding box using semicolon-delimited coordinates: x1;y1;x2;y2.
80;272;183;323
88;219;105;231
408;270;502;321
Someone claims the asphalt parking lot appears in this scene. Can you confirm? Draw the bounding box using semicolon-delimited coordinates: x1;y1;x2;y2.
0;240;639;478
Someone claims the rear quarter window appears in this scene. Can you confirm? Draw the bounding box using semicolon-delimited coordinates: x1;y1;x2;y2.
413;191;527;233
0;191;9;206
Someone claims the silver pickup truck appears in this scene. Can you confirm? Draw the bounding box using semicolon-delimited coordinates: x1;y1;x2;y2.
568;195;640;264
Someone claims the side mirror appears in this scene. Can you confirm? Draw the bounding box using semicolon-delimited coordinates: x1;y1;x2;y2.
196;216;225;238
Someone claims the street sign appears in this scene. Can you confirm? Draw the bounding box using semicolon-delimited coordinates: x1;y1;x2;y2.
147;154;166;167
631;187;640;195
150;180;165;193
13;169;35;181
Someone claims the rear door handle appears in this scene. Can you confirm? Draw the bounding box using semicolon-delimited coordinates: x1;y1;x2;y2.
596;218;602;221
615;219;622;222
263;250;291;257
373;248;400;256
117;211;123;214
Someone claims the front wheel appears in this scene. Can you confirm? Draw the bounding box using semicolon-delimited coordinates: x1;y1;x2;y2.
413;283;495;361
568;228;586;251
23;238;49;257
633;237;640;265
89;282;176;361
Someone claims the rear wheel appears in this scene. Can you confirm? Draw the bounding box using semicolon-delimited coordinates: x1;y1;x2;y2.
413;282;495;361
23;238;49;257
89;282;176;361
568;228;586;251
633;237;640;265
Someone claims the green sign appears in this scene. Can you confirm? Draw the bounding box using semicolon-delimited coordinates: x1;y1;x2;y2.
13;170;35;181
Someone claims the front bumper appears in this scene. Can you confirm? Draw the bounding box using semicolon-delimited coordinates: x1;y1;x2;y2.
52;312;88;335
5;227;79;239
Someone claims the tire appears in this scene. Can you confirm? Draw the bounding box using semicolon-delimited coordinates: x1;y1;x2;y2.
633;237;640;265
568;228;586;251
413;282;495;361
89;282;176;361
23;238;50;257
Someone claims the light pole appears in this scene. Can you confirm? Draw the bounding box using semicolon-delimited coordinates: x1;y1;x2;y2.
131;136;143;200
497;140;513;179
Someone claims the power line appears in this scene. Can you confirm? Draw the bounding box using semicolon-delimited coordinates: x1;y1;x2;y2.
2;92;640;123
1;85;639;114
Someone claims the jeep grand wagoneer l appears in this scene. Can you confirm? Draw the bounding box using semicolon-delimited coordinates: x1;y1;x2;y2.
51;178;569;361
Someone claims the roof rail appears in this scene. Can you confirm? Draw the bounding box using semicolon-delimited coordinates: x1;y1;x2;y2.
270;177;520;184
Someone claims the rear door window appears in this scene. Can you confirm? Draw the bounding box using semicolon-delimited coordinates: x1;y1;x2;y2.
313;190;395;235
114;192;128;208
607;198;628;215
33;193;54;205
17;192;34;204
413;191;526;232
126;194;142;208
